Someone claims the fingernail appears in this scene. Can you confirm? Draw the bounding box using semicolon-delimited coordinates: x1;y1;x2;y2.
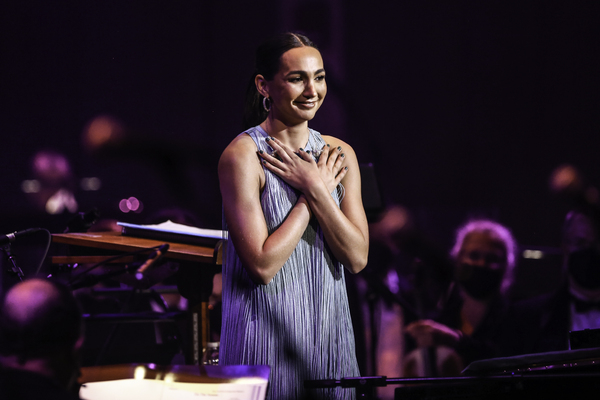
299;147;304;152
337;146;342;151
265;137;270;142
259;150;264;154
344;166;348;170
341;153;345;158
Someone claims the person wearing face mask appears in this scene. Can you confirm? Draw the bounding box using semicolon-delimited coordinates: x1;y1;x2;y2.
502;211;600;356
0;278;84;399
404;219;517;373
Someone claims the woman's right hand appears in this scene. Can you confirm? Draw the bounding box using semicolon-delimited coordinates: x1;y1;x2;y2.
258;137;348;195
258;136;324;194
219;134;313;285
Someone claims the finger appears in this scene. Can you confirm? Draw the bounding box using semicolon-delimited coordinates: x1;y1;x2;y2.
327;145;343;169
298;148;317;164
334;166;349;185
318;144;331;166
258;150;287;171
261;160;286;178
267;137;298;161
333;152;346;172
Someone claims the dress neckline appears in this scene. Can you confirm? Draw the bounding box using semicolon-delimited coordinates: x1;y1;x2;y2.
255;125;315;151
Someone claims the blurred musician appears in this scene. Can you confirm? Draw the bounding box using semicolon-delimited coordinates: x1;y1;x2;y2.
0;278;83;399
404;219;517;375
503;210;600;355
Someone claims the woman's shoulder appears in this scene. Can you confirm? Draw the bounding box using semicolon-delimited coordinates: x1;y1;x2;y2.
318;134;357;158
318;133;353;149
219;131;260;171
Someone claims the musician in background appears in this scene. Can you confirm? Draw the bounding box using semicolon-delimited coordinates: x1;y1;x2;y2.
503;210;600;355
0;278;83;399
404;219;517;374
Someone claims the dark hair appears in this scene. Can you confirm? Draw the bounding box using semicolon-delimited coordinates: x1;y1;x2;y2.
0;279;82;361
242;32;317;130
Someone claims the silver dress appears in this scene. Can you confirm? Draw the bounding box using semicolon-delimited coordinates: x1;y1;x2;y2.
220;126;360;399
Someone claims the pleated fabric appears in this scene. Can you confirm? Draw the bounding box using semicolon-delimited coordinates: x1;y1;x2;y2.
220;126;359;400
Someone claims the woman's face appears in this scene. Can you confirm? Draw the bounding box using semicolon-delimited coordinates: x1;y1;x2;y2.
261;46;327;126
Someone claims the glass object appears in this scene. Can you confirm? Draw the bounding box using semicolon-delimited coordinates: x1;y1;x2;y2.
202;341;220;365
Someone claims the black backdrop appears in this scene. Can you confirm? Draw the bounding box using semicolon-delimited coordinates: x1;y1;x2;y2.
2;1;599;271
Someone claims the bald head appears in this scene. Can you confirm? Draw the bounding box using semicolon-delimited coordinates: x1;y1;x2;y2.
3;279;60;322
0;278;82;361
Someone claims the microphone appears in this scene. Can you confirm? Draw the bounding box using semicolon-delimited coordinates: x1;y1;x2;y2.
0;228;43;247
135;244;169;280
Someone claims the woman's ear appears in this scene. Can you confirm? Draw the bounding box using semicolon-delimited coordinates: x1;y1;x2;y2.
255;74;269;98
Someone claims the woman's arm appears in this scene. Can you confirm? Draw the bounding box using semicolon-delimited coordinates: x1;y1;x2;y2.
260;136;369;273
218;135;312;285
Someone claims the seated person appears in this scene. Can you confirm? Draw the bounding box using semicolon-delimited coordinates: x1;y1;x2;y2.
404;219;517;374
503;210;600;355
0;278;83;399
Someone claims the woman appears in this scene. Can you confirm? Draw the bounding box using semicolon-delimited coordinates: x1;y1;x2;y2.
404;219;517;375
218;32;369;399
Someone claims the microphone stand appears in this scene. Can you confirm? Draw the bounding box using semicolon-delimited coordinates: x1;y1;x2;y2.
69;263;140;290
1;244;25;281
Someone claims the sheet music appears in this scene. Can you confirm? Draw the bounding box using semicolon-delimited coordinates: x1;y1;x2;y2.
80;378;268;400
117;220;226;239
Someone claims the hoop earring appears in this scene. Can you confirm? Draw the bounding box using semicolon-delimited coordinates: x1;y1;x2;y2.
263;97;271;112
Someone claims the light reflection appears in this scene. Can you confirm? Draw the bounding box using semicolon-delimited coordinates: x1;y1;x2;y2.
134;366;146;380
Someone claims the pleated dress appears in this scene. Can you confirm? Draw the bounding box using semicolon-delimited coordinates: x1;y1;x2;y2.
220;126;360;400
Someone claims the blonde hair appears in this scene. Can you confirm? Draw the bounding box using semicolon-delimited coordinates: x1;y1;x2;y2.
450;219;518;295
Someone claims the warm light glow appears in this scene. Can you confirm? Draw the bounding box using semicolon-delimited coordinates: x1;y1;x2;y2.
80;177;102;191
164;373;175;383
21;180;41;193
523;249;543;259
134;366;146;380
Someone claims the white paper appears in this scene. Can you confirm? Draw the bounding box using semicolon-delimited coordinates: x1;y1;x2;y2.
118;220;226;239
80;379;267;400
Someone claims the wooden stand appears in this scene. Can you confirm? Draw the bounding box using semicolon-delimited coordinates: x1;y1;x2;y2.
51;231;223;365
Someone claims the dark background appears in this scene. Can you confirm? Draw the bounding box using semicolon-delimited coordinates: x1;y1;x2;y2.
2;1;599;289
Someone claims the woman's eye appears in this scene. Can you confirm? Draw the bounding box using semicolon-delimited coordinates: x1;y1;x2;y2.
316;75;326;82
289;77;302;83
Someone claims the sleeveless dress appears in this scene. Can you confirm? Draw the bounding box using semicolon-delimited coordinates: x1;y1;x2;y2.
220;126;360;400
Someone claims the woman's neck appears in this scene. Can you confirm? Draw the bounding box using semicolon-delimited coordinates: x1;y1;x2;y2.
260;118;309;149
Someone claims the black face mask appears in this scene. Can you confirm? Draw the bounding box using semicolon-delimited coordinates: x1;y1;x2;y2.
568;247;600;290
457;264;503;300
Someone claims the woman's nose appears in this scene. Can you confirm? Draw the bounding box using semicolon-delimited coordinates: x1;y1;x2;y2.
304;82;316;98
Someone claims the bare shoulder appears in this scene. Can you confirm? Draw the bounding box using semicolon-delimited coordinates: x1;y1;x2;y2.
219;133;260;172
320;135;358;161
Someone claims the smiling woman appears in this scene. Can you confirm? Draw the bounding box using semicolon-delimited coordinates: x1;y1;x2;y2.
255;46;327;129
218;32;368;400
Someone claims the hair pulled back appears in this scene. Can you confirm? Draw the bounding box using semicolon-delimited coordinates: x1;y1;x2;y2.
242;32;317;130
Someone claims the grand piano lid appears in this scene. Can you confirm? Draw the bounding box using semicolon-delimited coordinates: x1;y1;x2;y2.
463;347;600;375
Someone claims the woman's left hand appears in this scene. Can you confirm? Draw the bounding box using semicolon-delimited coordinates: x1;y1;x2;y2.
258;136;324;194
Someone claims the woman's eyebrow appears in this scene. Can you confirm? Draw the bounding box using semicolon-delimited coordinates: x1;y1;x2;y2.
285;68;326;77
